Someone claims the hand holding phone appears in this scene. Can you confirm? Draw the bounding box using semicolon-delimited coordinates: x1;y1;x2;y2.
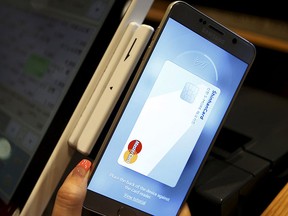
83;1;256;215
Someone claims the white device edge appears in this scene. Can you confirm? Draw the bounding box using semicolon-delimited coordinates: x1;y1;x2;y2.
68;22;140;148
77;24;154;155
63;1;155;147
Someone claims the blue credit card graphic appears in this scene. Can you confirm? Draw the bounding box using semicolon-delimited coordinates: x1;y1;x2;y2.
118;61;220;187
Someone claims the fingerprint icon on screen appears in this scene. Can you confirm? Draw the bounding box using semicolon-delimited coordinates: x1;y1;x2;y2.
123;140;142;164
180;82;199;103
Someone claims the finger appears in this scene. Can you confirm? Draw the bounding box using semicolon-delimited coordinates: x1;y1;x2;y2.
179;202;192;216
52;159;92;216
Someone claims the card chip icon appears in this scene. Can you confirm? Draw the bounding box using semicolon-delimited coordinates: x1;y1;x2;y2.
180;82;198;103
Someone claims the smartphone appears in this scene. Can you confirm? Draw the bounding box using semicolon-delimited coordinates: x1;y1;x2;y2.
83;1;256;215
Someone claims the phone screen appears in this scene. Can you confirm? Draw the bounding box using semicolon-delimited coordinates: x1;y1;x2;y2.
85;6;255;216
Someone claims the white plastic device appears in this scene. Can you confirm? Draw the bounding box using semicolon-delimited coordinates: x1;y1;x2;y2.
68;21;140;149
75;24;154;155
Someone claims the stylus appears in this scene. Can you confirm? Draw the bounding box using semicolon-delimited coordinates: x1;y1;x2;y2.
68;22;140;148
77;24;154;155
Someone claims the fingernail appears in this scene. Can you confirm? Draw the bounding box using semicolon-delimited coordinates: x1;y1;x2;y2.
73;159;92;178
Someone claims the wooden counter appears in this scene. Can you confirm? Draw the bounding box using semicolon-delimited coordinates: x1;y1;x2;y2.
262;182;288;216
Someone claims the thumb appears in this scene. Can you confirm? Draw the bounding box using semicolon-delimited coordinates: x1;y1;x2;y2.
52;159;92;216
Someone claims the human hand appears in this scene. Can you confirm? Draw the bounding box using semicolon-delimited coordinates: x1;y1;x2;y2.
52;159;92;216
179;202;192;216
52;159;191;216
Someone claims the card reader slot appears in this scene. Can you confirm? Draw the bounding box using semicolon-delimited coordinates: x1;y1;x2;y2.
75;24;154;155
